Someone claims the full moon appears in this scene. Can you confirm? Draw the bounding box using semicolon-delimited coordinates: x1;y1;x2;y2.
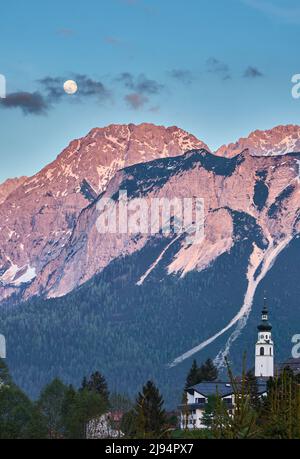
63;80;78;95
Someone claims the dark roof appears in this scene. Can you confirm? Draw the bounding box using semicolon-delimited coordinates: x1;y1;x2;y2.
188;379;268;397
279;358;300;375
258;321;272;332
189;381;234;397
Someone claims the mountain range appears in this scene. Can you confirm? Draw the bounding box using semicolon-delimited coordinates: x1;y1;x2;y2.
1;122;300;405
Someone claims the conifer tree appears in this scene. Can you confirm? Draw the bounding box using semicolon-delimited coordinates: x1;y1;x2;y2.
200;359;218;382
185;360;199;388
133;380;167;438
81;371;109;405
185;358;218;389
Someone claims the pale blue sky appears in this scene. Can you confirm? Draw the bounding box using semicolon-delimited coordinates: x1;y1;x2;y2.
0;0;300;182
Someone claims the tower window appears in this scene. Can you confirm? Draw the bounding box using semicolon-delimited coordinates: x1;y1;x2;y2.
260;347;264;356
270;348;272;355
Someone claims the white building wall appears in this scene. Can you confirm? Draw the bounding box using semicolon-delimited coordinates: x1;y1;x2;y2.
180;391;234;430
255;341;274;377
187;392;194;404
180;409;205;430
255;354;274;377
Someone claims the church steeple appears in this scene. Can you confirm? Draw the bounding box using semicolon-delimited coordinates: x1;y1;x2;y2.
257;297;272;332
255;296;274;378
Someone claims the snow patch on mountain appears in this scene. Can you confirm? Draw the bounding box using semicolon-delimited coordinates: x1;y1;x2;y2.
0;261;36;286
13;266;36;286
216;125;300;158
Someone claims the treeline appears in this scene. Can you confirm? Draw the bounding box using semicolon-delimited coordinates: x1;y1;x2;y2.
0;358;175;439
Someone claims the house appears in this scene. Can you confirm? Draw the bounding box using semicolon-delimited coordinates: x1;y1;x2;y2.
179;297;272;430
87;411;124;439
179;380;268;429
279;357;300;376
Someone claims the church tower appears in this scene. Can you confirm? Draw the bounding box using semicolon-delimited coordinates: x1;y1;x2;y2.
255;297;274;378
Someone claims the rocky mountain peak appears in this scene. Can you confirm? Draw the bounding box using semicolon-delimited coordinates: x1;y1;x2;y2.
0;123;207;300
215;124;300;158
0;176;27;204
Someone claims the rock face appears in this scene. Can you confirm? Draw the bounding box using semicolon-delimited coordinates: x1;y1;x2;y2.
215;125;300;157
0;177;27;204
1;122;300;304
0;123;207;301
25;150;300;300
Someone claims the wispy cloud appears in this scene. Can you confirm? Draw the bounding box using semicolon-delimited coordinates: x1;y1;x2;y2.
117;72;163;109
38;76;64;103
206;57;231;80
242;0;300;24
0;92;48;115
168;69;194;85
39;74;110;103
243;66;264;78
125;93;148;109
74;74;111;99
117;72;164;95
